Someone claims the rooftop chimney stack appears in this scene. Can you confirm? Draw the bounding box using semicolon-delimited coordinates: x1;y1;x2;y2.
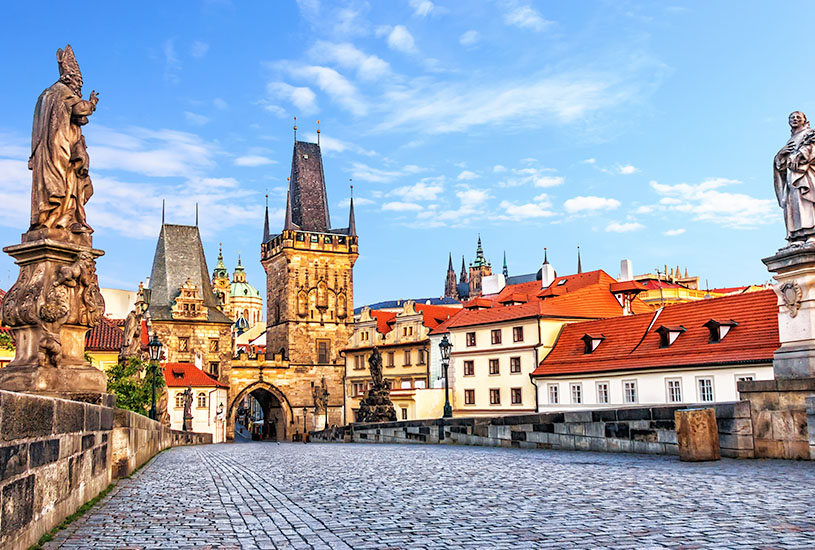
620;259;633;282
540;262;555;288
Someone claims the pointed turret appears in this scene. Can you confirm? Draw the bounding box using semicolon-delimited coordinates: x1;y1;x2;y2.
287;140;330;231
444;252;458;299
348;195;356;236
213;244;228;280
577;245;583;274
460;255;467;283
233;254;247;283
502;251;508;278
262;195;271;243
472;234;488;267
283;189;296;231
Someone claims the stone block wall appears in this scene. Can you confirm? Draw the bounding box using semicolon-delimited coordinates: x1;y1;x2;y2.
311;402;754;459
807;396;815;460
0;390;212;550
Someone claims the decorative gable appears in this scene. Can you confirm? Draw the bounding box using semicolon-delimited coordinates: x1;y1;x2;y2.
171;278;209;321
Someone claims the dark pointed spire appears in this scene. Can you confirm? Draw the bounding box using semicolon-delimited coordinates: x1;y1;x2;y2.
262;194;270;242
348;183;356;236
162;199;165;225
502;251;508;278
460;255;467;283
448;252;454;271
283;185;295;231
577;245;583;274
543;247;549;265
195;203;199;226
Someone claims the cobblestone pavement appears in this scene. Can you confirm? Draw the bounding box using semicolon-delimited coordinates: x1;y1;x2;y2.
46;442;815;549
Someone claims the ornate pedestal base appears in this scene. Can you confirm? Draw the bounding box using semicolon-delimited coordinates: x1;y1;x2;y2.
0;236;106;398
763;244;815;378
356;387;397;423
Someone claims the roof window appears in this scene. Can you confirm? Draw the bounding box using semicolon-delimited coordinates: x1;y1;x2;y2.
557;279;568;286
703;319;738;343
172;370;184;379
656;325;685;348
581;333;605;354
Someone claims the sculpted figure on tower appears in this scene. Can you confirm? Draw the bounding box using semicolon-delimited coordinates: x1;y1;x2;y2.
774;111;815;243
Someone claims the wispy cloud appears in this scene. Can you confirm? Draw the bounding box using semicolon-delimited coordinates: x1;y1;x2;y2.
382;201;422;211
457;170;479;181
459;30;481;46
184;111;210;126
234;155;277;167
163;39;181;83
266;82;318;114
308;41;390;81
390;178;444;200
382;25;417;53
564;196;621;213
409;0;434;17
606;221;644;232
664;228;686;236
503;4;552;32
190;40;209;59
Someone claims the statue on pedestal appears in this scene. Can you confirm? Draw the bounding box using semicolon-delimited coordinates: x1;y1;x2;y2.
774;111;815;243
356;347;397;423
0;45;106;400
182;386;194;431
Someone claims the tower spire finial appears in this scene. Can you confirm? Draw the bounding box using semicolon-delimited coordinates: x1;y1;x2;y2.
543;247;548;265
347;179;356;237
577;244;582;274
317;119;320;145
262;192;271;243
195;202;199;226
293;116;297;142
503;250;508;278
162;199;165;224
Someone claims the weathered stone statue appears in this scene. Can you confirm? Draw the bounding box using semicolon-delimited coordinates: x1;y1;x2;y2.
0;45;106;400
182;387;193;431
119;283;148;364
356;347;397;423
774;111;815;243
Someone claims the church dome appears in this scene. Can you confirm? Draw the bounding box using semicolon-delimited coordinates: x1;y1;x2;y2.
230;281;261;299
234;313;250;331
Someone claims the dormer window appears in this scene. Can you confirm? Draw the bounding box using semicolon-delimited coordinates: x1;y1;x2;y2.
656;325;686;348
581;333;605;354
557;279;568;286
703;319;738;343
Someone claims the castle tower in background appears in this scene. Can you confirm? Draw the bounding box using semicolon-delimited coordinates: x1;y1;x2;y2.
444;252;458;299
261;139;358;366
468;235;492;298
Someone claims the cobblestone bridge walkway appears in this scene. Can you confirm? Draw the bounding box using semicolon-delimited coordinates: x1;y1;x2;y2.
46;442;815;549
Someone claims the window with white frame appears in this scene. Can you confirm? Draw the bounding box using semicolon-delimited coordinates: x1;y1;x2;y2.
491;329;502;345
666;378;682;403
697;377;714;402
175;393;184;408
623;380;638;404
570;383;582;404
596;382;609;404
197;392;207;408
548;384;559;404
489;388;501;405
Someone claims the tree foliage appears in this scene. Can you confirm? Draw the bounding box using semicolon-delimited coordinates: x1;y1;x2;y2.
0;332;14;351
106;357;165;416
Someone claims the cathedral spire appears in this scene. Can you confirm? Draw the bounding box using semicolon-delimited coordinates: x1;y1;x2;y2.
283;186;295;231
460;255;467;283
448;252;454;271
502;251;508;278
472;234;488;267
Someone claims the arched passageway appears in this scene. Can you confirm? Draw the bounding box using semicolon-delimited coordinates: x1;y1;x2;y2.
230;383;291;442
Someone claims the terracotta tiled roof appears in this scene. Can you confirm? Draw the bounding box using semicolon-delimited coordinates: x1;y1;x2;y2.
709;286;749;295
85;317;124;351
414;303;461;331
163;362;228;388
370;310;397;335
532;289;778;377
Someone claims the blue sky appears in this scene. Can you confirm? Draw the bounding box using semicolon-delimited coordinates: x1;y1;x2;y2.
0;1;809;308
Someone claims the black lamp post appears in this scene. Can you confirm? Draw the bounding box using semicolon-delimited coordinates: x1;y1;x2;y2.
148;333;163;420
323;386;330;428
302;406;308;434
439;334;453;418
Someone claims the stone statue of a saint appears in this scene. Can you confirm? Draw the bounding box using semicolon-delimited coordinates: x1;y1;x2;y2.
774;111;815;242
182;386;193;431
368;347;384;388
29;45;99;235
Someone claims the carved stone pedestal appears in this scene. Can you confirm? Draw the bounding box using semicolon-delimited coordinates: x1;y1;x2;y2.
356;387;397;423
763;244;815;378
0;236;107;398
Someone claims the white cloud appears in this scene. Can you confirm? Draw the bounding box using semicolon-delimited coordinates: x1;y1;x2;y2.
493;164;507;173
350;162;404;183
498;200;556;220
410;0;434;17
308;41;390;81
664;228;686;236
281;64;367;115
402;164;423;174
213;98;228;110
184;111;210;126
267;82;318;114
338;197;375;207
459;30;480;46
457;188;489;208
534;176;564;187
163;39;181;83
387;25;417;53
649;178;775;229
391;180;444;201
533;192;550;202
504;4;551;32
606;221;644;232
634;205;654;214
457;170;479;181
383;201;422;211
301;132;377;156
617;164;638;175
190;41;209;59
581;158;596;164
564;196;621;213
234;155;276;167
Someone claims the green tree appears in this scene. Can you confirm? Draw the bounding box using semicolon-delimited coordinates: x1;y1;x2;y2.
106;356;165;416
0;332;14;351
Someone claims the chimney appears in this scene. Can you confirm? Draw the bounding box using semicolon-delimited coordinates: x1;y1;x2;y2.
620;259;633;282
481;274;506;295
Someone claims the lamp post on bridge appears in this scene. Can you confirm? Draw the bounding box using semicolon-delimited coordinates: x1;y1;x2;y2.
148;334;163;421
439;334;453;418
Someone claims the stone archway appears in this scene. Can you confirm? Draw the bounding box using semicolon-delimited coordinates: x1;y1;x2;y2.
228;382;292;441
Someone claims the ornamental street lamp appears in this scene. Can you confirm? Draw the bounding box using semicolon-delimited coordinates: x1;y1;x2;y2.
439;334;453;418
148;333;163;421
323;386;330;428
302;406;308;435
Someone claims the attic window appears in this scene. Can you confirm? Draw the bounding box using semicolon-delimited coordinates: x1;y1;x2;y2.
581;333;605;354
172;370;184;379
656;325;686;348
557;279;568;286
703;319;738;343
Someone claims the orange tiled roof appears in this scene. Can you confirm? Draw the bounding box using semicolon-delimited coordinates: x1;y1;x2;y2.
370;310;397;335
414;303;461;330
532;289;778;377
85;317;124;351
163;362;228;388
